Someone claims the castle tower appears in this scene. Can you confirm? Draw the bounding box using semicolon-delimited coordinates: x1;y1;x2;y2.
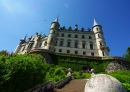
14;34;27;53
46;17;60;50
92;19;109;56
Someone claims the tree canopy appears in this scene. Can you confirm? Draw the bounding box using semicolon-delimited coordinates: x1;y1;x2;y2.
123;47;130;61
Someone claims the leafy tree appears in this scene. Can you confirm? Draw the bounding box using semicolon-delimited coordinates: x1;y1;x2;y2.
123;47;130;61
0;50;9;56
0;54;49;92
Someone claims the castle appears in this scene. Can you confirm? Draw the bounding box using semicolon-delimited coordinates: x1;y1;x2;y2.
14;17;110;57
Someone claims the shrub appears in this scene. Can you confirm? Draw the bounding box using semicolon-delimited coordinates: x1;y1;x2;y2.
0;54;48;92
107;70;130;91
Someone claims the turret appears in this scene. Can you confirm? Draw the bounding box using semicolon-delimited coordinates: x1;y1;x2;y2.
14;34;27;53
92;19;109;56
46;17;60;51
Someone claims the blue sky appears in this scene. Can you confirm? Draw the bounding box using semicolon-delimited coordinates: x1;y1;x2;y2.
0;0;130;57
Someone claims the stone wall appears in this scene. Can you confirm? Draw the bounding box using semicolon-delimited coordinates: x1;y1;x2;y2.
105;60;130;73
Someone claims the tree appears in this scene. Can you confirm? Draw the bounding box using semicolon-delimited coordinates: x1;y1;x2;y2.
123;47;130;61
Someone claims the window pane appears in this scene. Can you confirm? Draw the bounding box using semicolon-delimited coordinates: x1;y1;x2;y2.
82;35;85;39
82;43;85;48
67;42;71;47
75;42;78;48
90;44;93;49
60;41;63;46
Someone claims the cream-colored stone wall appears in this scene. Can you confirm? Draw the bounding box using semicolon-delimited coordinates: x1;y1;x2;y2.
14;18;109;57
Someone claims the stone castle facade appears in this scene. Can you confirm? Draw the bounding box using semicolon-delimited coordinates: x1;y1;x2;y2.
14;17;110;57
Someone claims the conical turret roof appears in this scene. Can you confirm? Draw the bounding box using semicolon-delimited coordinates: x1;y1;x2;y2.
54;17;58;22
93;18;99;26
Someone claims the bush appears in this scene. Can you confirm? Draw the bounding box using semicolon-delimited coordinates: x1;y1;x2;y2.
107;70;130;91
0;54;49;92
73;71;91;79
45;66;66;82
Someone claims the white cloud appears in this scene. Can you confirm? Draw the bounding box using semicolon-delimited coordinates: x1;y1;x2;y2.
1;0;27;14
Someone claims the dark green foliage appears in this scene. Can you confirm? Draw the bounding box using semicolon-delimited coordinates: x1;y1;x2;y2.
73;72;91;79
53;54;111;73
45;66;66;82
0;54;49;92
107;70;130;92
123;47;130;61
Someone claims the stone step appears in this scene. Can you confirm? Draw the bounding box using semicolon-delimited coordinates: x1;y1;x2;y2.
55;79;87;92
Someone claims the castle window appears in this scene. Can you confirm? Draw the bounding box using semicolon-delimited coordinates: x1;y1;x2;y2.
91;52;94;56
28;43;34;48
96;28;98;31
55;24;57;28
102;51;105;56
61;33;64;37
83;52;86;55
75;42;78;48
39;43;42;47
100;42;102;46
55;41;57;46
82;43;85;49
53;31;55;34
75;51;78;54
89;36;92;39
49;46;51;50
68;34;71;37
82;35;85;39
90;44;93;49
67;50;70;53
60;41;63;46
67;42;71;47
57;33;59;36
98;34;100;38
59;49;62;52
54;48;56;52
75;35;78;38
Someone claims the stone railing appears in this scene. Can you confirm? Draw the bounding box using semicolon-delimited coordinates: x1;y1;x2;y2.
25;81;54;92
54;76;72;89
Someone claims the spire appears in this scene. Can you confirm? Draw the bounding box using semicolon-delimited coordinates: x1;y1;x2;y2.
93;18;99;26
54;16;58;22
22;34;27;40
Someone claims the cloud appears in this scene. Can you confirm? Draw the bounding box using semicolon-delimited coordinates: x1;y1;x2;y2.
1;0;26;14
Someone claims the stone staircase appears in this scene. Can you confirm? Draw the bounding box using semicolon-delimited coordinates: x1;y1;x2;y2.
55;79;87;92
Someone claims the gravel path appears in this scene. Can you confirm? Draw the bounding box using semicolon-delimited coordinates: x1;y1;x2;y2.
55;79;87;92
